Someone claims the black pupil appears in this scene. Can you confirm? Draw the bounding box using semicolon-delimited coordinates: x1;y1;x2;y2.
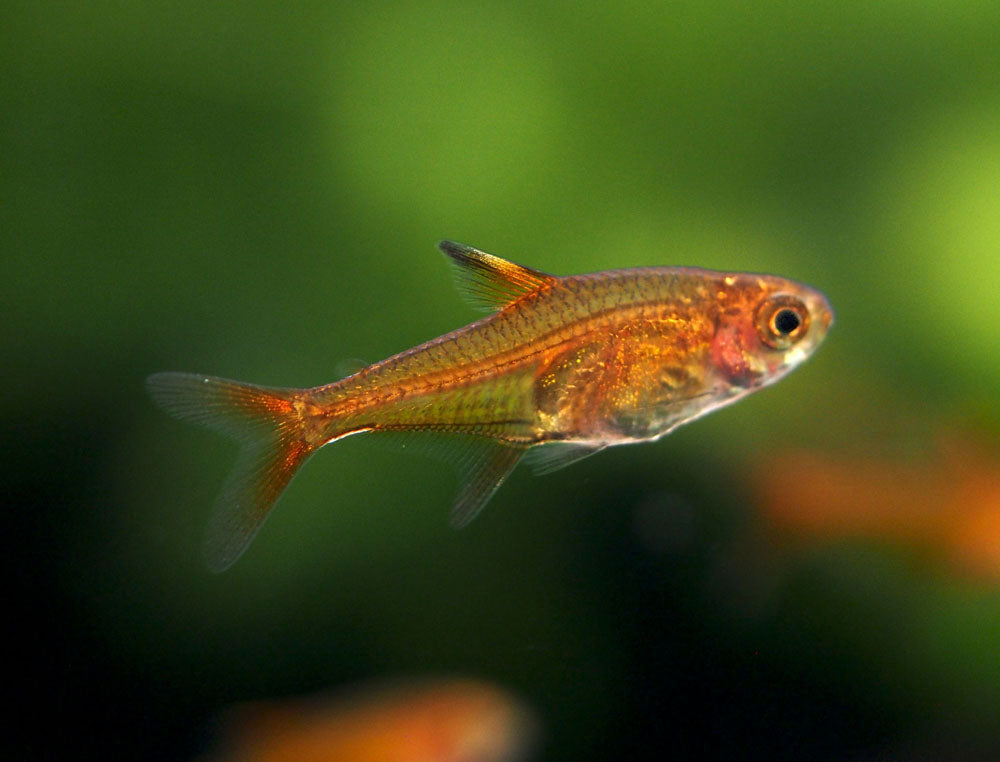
774;308;801;334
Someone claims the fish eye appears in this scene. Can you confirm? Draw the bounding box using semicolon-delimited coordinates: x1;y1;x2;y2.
773;308;800;335
756;296;809;349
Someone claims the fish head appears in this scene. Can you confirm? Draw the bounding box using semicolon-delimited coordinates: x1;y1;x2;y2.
709;273;833;392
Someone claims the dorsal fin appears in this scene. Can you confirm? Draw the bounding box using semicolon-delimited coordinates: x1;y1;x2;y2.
439;240;558;313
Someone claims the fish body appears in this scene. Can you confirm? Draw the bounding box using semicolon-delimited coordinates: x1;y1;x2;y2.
149;241;832;570
206;679;535;762
752;434;1000;581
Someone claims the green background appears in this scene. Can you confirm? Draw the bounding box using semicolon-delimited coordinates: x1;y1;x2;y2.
5;1;1000;759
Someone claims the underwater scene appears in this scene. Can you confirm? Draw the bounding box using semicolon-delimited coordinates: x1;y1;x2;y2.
5;2;1000;760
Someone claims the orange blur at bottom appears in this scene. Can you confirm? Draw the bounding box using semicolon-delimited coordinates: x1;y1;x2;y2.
750;433;1000;582
201;679;537;762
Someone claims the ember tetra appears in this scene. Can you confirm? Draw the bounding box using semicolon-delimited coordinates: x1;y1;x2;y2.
149;241;833;570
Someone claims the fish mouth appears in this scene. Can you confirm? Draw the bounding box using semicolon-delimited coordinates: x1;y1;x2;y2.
818;301;835;332
805;290;834;336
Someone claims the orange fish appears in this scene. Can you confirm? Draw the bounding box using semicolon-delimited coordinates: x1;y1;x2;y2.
752;434;1000;581
149;241;833;570
203;679;536;762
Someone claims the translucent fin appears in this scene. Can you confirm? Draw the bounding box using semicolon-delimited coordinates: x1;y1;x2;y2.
368;429;526;528
439;240;557;313
524;442;606;475
146;372;315;572
449;437;525;528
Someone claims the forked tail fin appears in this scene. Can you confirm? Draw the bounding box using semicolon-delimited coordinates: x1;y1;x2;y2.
146;372;317;572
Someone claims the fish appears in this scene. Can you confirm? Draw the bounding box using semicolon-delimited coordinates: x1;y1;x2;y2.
202;678;536;762
148;241;833;570
751;433;1000;581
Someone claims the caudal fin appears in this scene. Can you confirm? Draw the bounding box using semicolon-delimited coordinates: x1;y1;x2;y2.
147;372;316;572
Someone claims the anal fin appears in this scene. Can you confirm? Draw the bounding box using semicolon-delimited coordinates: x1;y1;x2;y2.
450;438;525;528
367;429;527;528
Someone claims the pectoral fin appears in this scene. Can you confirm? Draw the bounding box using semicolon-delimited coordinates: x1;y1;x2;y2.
524;441;605;475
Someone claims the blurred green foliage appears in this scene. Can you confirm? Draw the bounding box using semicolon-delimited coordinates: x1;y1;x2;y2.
4;1;1000;759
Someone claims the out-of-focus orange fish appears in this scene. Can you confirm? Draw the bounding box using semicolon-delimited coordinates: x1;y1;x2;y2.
201;679;536;762
149;241;832;570
751;434;1000;581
